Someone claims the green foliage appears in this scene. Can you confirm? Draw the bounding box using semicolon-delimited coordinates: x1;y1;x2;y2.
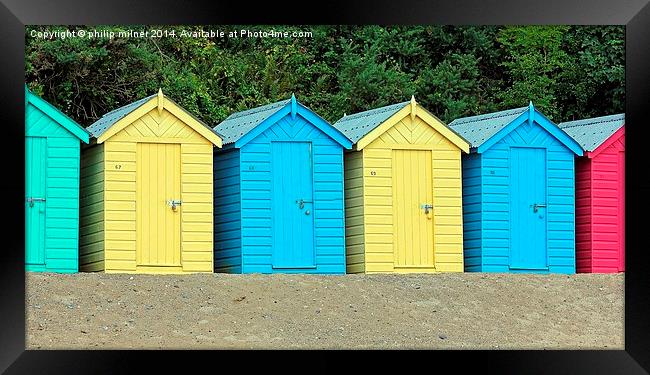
417;53;481;122
25;25;624;126
558;26;625;121
497;26;570;119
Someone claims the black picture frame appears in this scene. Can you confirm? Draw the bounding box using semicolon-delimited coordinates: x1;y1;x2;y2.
1;0;648;373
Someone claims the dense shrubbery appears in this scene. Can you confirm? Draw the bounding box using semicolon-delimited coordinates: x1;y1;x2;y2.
25;25;624;126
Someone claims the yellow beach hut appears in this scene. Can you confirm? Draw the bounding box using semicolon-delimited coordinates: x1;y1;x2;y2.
333;97;470;274
79;90;222;274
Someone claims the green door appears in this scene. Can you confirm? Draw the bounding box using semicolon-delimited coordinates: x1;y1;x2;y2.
26;137;47;267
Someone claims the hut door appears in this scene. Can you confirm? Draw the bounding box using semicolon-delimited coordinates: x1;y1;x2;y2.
25;137;47;267
510;147;547;270
136;143;182;267
392;149;434;268
271;142;315;269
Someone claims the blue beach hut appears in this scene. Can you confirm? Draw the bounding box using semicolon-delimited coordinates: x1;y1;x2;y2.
448;103;583;274
25;86;90;272
213;95;353;273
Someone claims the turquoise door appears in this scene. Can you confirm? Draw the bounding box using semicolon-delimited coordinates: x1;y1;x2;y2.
271;141;315;269
510;147;547;269
26;137;47;267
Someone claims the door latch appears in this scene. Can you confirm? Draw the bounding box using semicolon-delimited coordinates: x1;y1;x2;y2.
532;203;546;213
296;199;313;209
26;197;46;207
167;199;182;211
421;204;433;214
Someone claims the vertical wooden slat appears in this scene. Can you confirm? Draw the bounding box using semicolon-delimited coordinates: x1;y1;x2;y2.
427;151;434;266
136;143;141;266
175;144;181;266
153;143;159;265
161;144;168;264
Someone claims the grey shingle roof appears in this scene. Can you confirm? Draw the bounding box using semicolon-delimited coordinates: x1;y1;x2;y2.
558;114;624;152
448;107;528;148
214;99;292;144
332;102;409;143
86;94;156;138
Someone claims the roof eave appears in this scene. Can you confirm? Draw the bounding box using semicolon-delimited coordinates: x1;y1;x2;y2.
587;124;625;158
355;104;411;150
233;104;292;149
474;110;529;154
26;90;90;143
295;103;353;149
533;109;584;156
95;97;157;144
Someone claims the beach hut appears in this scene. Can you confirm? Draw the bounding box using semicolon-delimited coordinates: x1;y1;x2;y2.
333;97;470;274
79;89;222;274
448;102;583;274
25;86;90;272
558;114;625;273
213;94;352;274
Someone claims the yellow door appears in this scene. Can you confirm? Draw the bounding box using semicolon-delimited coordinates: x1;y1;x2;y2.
392;149;434;268
136;143;182;267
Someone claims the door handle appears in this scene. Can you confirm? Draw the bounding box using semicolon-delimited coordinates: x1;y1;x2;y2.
26;197;46;207
167;199;182;211
420;204;433;215
296;199;313;209
532;203;546;213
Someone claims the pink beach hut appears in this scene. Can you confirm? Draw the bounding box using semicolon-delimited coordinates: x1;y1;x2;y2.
559;114;625;273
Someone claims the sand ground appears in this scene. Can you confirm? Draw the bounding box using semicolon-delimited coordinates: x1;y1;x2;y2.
26;272;623;349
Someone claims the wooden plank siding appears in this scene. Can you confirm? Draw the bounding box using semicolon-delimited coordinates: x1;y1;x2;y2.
213;149;242;272
26;103;83;273
343;151;365;273
461;153;483;271
79;144;105;271
574;157;592;272
589;135;625;272
103;139;137;272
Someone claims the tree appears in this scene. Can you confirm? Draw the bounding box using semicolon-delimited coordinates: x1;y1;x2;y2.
497;26;570;120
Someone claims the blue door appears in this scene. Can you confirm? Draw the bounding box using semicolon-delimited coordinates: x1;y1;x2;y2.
271;142;315;269
26;137;47;268
510;147;547;269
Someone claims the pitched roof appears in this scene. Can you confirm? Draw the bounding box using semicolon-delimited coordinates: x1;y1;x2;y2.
86;94;156;138
448;107;528;148
86;93;220;146
213;99;291;145
558;114;625;152
332;101;409;143
25;86;90;143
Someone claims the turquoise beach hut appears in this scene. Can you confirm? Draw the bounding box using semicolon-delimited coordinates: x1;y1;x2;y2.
25;86;89;272
448;103;583;274
213;95;352;274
